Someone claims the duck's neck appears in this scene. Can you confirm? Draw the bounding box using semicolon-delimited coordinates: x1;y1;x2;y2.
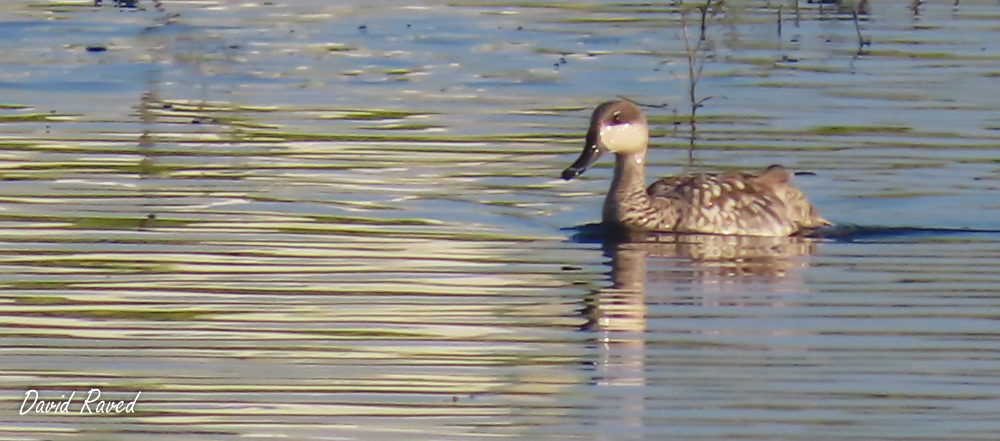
603;150;652;226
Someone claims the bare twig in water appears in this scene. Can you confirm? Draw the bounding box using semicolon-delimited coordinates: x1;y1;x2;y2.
680;0;720;164
777;5;783;37
699;3;710;42
852;9;870;55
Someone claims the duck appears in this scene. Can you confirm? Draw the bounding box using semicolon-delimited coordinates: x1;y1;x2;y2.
562;100;831;237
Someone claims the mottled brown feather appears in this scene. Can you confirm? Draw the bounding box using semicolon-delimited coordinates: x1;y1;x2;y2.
647;168;830;236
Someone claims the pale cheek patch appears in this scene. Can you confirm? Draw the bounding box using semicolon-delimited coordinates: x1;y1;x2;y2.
599;123;648;153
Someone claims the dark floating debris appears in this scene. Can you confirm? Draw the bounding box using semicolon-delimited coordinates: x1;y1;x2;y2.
95;0;161;10
140;213;156;229
86;45;108;52
112;0;138;8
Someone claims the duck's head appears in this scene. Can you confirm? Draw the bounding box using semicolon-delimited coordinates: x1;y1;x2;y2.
562;100;649;180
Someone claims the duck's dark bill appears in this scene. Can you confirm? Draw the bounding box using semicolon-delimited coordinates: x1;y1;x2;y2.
562;142;603;180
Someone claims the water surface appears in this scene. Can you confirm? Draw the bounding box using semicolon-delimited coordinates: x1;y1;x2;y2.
1;0;1000;439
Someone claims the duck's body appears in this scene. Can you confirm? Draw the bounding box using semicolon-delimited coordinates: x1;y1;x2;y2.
563;100;830;237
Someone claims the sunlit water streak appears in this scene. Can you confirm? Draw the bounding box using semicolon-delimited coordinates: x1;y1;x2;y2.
1;0;1000;440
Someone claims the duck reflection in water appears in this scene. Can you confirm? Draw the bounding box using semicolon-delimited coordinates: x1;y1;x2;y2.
576;218;821;439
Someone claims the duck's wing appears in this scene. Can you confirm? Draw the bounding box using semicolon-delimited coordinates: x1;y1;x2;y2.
646;175;689;198
646;166;830;236
752;166;831;231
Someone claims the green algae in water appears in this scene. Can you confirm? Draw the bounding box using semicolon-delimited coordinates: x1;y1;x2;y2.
24;308;220;321
808;125;913;136
359;123;444;131
646;114;773;125
70;215;189;230
10;296;226;321
246;129;577;144
823;90;930;102
320;43;355;52
0;113;77;122
383;68;419;75
317;109;431;121
477;69;562;83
